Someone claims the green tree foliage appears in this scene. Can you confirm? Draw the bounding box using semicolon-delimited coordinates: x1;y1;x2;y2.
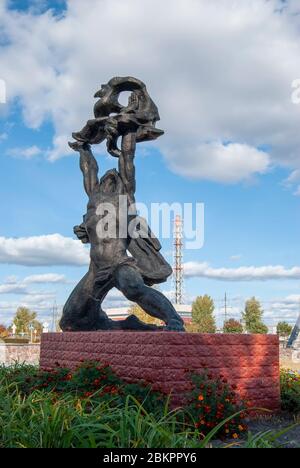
276;321;293;337
128;304;162;326
191;295;216;333
223;318;243;334
12;307;42;335
185;322;199;333
242;297;268;334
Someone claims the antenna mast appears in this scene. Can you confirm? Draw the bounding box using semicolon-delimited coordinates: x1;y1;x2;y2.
173;215;184;304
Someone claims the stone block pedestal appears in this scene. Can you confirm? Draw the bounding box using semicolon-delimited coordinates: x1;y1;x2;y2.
40;332;280;410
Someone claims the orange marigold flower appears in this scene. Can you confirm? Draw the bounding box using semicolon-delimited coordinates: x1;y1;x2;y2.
232;433;239;439
238;425;245;431
198;394;204;401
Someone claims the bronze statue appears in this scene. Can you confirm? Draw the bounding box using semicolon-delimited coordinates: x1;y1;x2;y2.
59;77;185;332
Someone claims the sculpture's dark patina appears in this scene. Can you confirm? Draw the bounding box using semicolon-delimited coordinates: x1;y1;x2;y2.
60;77;185;332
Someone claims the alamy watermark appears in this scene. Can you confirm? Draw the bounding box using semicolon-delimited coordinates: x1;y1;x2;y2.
0;79;6;104
95;197;204;250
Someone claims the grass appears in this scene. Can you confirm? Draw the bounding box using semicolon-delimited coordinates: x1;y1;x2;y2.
0;363;299;448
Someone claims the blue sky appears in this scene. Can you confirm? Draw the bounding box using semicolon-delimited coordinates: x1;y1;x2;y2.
0;0;300;328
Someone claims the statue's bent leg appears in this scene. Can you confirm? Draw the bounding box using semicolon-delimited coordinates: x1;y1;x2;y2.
114;265;185;331
60;264;111;331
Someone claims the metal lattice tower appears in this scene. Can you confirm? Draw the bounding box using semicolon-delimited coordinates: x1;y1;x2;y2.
173;215;184;304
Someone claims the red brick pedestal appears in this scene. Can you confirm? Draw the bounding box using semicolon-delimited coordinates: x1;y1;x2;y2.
40;332;280;410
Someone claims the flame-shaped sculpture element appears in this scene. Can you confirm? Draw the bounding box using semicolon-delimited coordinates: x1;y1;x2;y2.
72;76;164;157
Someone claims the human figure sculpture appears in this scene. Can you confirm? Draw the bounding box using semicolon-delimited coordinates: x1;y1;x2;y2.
59;77;185;332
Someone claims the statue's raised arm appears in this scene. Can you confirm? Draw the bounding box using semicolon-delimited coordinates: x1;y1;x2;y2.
68;141;99;197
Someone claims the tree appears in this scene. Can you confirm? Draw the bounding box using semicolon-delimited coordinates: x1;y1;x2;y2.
191;295;216;333
185;322;199;333
276;321;293;338
0;324;8;338
223;318;243;334
242;297;268;334
128;304;162;326
12;307;42;335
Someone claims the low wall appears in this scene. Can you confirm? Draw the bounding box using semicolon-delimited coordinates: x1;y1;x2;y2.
0;343;40;365
280;346;300;371
40;332;280;410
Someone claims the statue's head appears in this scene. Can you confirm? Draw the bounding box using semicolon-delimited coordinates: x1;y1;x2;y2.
99;170;118;195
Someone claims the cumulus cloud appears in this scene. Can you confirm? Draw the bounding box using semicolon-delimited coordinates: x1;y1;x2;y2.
22;273;68;284
6;145;43;159
0;273;68;298
166;143;270;183
0;273;66;324
184;262;300;281
0;234;89;266
0;284;27;295
0;0;300;184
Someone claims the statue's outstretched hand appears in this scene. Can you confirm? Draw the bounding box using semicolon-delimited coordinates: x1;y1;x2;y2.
68;141;90;152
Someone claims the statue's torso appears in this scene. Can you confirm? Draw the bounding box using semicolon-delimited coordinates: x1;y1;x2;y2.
85;170;129;268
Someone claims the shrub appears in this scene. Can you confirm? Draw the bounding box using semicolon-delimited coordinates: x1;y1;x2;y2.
1;362;289;448
280;368;300;414
1;361;167;415
223;319;243;334
184;370;249;439
276;322;293;338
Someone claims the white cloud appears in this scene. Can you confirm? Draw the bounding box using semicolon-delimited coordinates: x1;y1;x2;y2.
0;284;27;295
166;143;270;183
294;185;300;196
0;274;68;297
6;145;43;159
22;273;68;284
0;1;300;183
0;234;89;266
285;169;300;185
184;261;300;281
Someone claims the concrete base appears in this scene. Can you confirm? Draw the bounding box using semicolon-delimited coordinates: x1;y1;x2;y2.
40;332;280;410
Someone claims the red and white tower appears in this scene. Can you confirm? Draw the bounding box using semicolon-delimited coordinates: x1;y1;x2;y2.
173;215;184;304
